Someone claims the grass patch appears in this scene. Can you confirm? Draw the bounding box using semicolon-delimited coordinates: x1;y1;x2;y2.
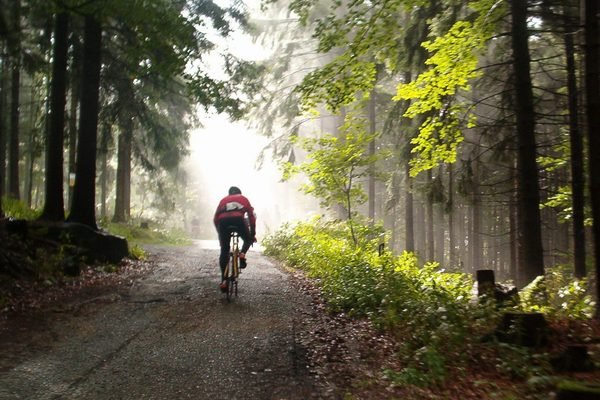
101;221;192;247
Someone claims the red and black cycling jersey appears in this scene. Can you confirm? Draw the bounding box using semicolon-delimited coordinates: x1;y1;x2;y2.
213;193;256;232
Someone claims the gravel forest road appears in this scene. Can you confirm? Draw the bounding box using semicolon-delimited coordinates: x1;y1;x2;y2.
0;242;322;400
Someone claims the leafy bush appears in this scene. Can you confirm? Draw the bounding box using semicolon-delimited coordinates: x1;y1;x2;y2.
129;244;147;260
519;266;594;319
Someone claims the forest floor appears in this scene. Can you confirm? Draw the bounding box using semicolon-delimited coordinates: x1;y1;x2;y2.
1;242;600;399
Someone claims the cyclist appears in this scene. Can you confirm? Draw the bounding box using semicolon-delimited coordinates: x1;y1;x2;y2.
213;186;257;291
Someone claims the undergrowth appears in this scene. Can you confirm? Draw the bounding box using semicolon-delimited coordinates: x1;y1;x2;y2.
101;220;192;248
262;217;596;390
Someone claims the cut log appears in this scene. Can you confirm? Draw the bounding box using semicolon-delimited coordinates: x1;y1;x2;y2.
477;269;495;298
495;312;548;347
551;344;595;372
475;269;519;306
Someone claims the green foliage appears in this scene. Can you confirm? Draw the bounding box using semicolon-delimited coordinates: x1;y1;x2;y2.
394;19;486;176
541;185;593;227
519;268;595;320
384;344;449;387
283;0;508;177
296;56;377;112
129;244;147;261
395;21;484;114
494;343;550;380
282;108;389;244
263;217;474;386
2;197;41;220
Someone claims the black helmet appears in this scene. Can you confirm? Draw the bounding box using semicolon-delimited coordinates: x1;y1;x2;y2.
228;186;242;195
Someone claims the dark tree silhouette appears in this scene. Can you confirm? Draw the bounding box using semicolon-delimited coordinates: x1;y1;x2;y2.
112;115;133;223
40;12;69;221
7;0;20;200
67;16;102;229
583;0;600;317
564;13;586;278
511;0;545;286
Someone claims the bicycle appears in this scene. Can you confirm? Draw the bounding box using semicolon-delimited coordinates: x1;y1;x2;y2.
222;230;241;301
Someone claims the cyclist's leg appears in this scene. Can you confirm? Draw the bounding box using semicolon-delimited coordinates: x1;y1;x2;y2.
236;219;252;267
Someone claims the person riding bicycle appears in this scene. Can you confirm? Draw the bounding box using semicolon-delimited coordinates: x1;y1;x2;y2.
214;186;257;291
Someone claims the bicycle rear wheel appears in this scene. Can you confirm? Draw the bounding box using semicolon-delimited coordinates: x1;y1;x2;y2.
225;256;239;301
227;276;235;300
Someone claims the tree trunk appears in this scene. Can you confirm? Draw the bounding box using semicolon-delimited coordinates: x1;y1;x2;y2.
404;162;414;252
67;16;102;229
8;0;21;200
368;88;376;224
113;118;132;223
99;123;110;219
426;170;434;261
435;167;445;264
415;196;425;259
583;0;600;318
24;123;33;207
457;203;466;270
67;35;81;211
448;163;456;266
471;161;481;273
0;42;5;217
563;23;585;276
509;163;518;282
511;0;545;287
40;12;69;221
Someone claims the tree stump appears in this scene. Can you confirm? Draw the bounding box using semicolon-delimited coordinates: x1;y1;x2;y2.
551;344;595;372
557;380;600;400
31;221;129;264
61;222;129;264
476;269;519;306
495;312;548;347
477;269;495;298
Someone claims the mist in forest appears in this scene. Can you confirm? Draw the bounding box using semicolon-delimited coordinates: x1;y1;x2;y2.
181;113;320;241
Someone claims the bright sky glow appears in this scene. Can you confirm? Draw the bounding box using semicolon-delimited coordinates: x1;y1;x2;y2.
184;113;318;240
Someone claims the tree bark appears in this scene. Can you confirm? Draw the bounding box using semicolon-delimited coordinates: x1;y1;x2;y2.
0;42;6;217
471;160;481;273
40;12;69;221
368;88;376;224
67;37;81;211
448;163;456;266
99;122;110;219
511;0;545;287
509;163;518;282
435;167;445;264
404;162;414;252
426;169;434;261
565;19;586;277
113;118;132;223
8;0;20;200
583;0;600;318
67;16;102;229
